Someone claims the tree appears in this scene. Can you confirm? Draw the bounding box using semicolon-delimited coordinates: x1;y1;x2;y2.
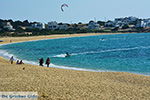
122;24;129;29
78;22;82;24
58;23;63;25
97;21;105;26
8;19;13;23
23;20;30;26
89;20;94;23
136;27;144;32
12;20;23;29
111;27;119;31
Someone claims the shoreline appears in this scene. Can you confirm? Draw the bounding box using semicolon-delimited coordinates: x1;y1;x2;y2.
0;32;150;76
0;48;149;76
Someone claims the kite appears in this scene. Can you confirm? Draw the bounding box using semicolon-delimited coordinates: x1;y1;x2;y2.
61;4;68;12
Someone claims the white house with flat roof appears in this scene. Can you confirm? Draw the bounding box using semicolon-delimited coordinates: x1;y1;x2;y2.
114;16;138;28
31;22;45;29
48;21;59;30
141;19;150;28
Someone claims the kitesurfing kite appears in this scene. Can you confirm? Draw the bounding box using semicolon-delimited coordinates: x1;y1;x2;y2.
61;4;68;12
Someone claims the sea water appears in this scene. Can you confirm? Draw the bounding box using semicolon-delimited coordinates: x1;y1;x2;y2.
0;33;150;75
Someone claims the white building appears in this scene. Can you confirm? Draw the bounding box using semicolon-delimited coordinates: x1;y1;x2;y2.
115;21;126;28
88;21;100;29
140;19;150;28
3;22;15;31
48;21;59;30
114;16;138;23
114;16;138;27
31;22;45;29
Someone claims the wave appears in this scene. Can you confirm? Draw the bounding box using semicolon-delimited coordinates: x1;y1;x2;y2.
22;60;39;65
53;54;66;58
0;50;17;60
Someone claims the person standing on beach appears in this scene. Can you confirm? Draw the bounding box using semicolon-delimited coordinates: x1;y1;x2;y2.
45;57;50;67
39;58;44;66
9;56;14;64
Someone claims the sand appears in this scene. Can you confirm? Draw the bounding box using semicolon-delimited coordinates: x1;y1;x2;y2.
0;33;150;100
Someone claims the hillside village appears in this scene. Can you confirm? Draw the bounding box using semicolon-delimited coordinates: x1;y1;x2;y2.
0;16;150;36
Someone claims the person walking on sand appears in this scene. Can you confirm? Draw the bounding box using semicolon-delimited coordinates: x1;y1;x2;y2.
39;58;44;66
9;56;14;64
45;57;50;67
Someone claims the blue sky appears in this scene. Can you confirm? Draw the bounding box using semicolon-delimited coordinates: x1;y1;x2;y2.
0;0;150;23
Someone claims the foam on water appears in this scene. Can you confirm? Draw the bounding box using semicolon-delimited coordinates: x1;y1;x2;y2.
53;46;150;57
53;54;66;58
0;50;17;60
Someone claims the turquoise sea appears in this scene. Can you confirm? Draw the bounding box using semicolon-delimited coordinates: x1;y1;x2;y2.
0;33;150;75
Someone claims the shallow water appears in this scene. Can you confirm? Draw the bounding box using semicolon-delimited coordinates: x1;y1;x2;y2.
0;33;150;75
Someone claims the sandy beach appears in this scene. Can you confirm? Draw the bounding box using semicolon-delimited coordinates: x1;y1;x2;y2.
0;33;150;100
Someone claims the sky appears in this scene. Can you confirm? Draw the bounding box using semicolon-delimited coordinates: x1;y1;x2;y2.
0;0;150;23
